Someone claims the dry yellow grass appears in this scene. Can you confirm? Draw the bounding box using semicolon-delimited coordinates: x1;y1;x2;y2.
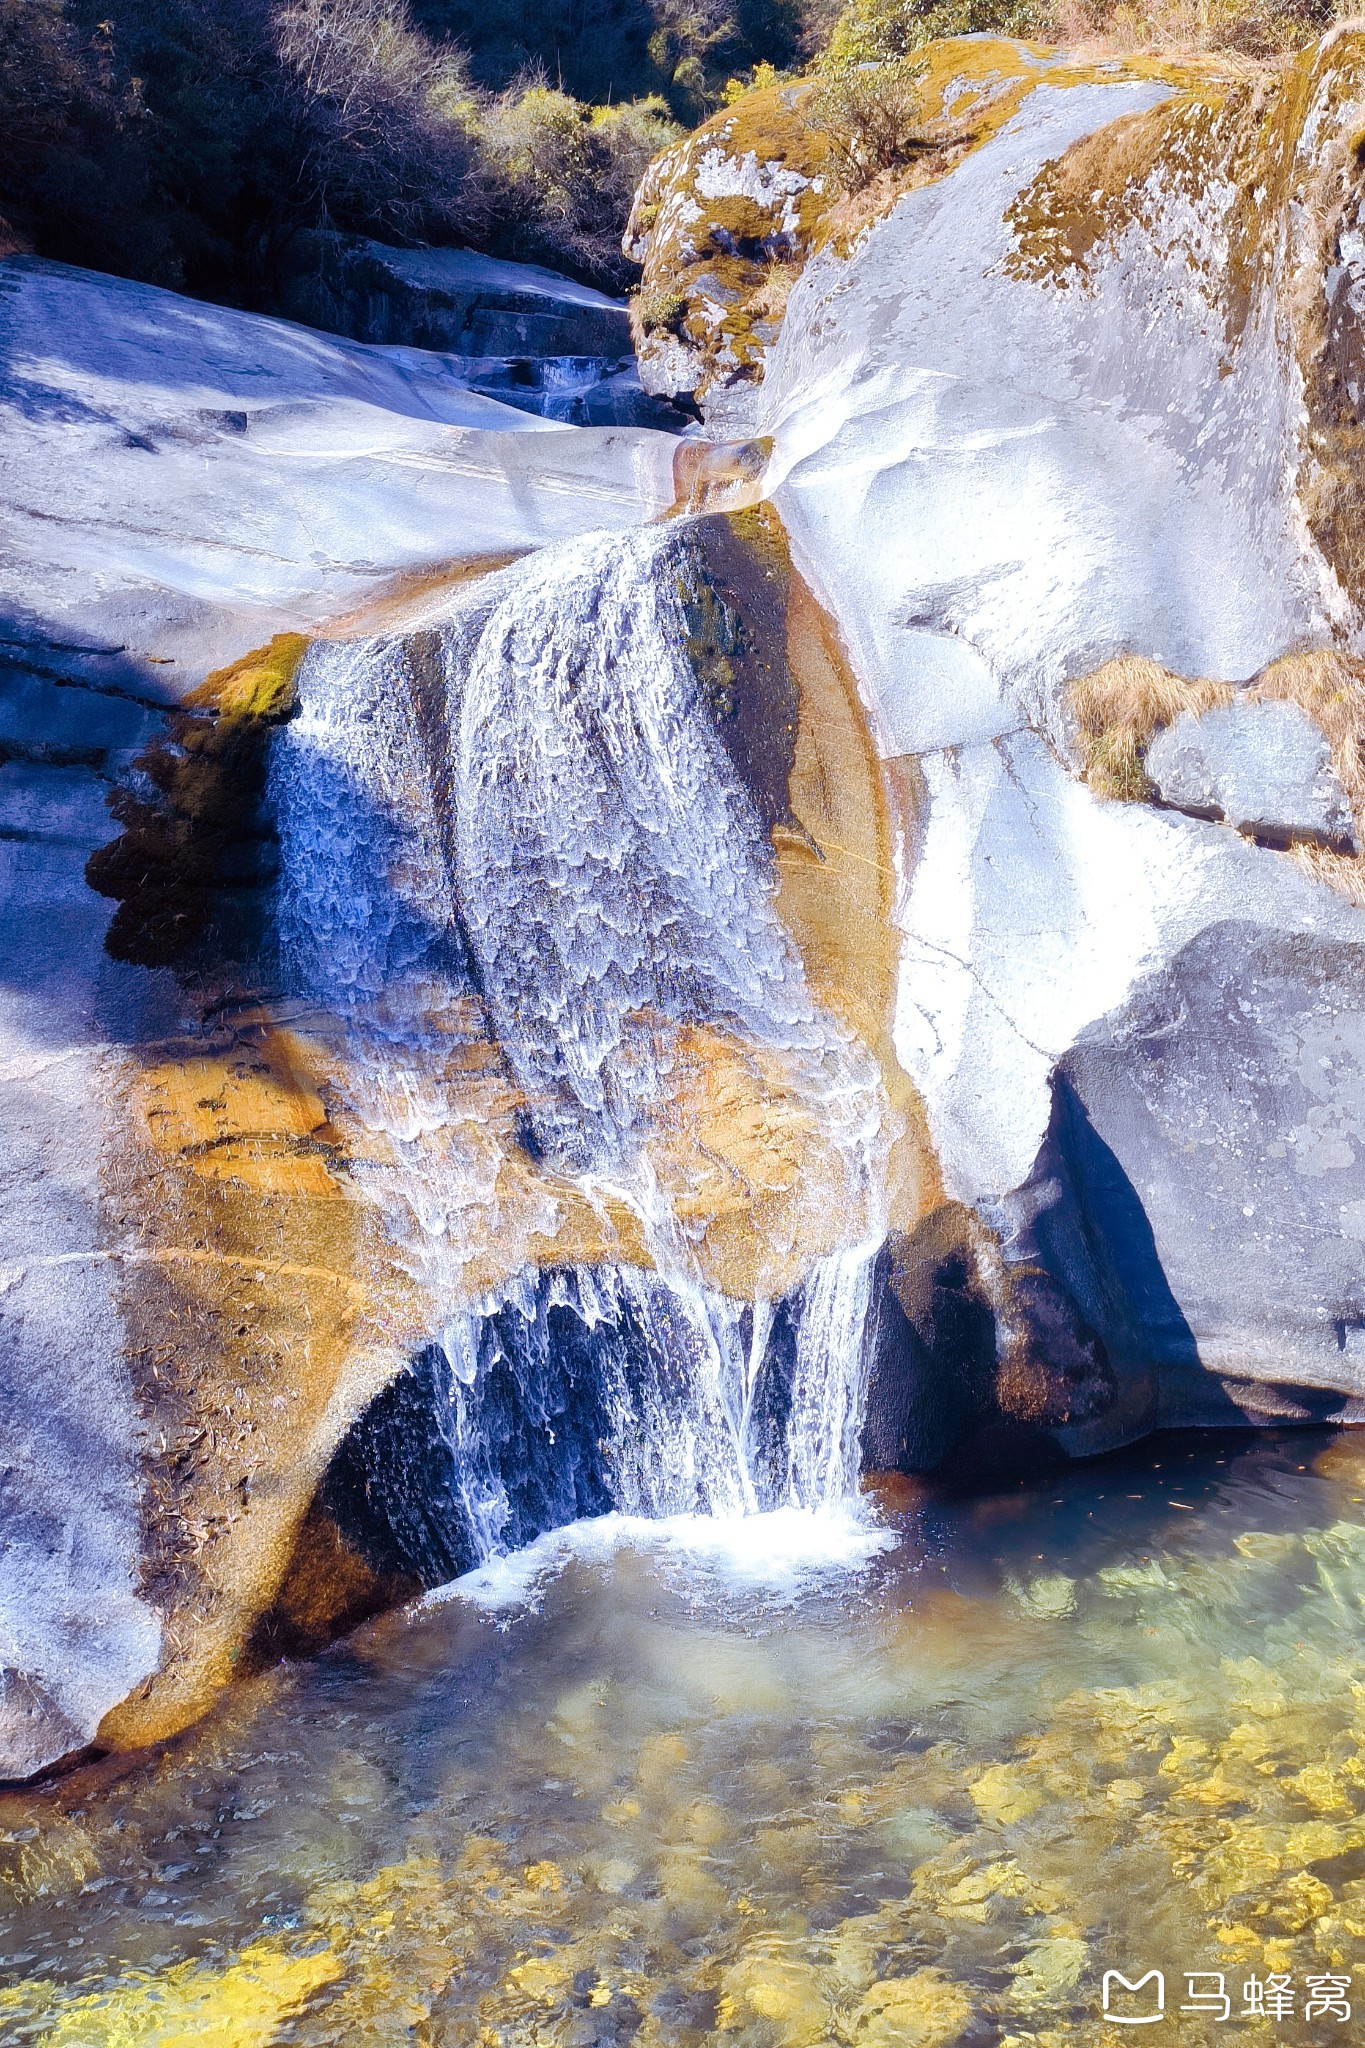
1288;842;1365;904
744;258;801;325
1252;648;1365;815
1072;647;1365;807
1070;646;1365;901
1069;655;1233;799
1049;0;1329;58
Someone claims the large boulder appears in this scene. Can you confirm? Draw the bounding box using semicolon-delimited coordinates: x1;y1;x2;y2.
1003;923;1365;1441
1146;698;1358;850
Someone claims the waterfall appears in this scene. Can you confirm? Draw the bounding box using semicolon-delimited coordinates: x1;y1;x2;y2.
271;524;889;1575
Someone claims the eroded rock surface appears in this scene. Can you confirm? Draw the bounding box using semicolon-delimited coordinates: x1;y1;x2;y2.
287;237;633;358
0;255;676;681
722;30;1365;1466
0;254;683;1776
0;717;174;1776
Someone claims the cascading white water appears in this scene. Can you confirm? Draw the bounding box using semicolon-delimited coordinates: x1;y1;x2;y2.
272;523;889;1567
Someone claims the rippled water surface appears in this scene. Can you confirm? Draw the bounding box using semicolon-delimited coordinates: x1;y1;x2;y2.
6;1431;1365;2044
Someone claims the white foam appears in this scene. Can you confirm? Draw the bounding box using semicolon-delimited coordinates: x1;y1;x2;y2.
425;1501;898;1613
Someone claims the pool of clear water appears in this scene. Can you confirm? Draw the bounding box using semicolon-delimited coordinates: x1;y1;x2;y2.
4;1430;1365;2045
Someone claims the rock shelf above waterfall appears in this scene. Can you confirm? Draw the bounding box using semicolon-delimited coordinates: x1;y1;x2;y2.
0;255;679;683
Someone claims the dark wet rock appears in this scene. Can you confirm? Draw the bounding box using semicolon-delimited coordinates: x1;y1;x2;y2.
862;1204;1112;1478
1146;699;1357;850
280;236;701;428
320;1266;805;1585
680;511;799;835
284;235;632;359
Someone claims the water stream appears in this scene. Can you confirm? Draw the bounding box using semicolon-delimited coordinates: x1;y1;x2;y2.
270;524;889;1569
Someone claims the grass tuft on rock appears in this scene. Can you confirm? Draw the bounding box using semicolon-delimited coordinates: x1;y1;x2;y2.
1069;655;1234;801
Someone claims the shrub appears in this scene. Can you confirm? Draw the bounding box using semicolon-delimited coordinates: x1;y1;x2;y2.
482;84;680;289
805;56;934;190
645;0;806;115
413;0;819;119
824;0;1049;64
634;281;689;329
270;0;488;245
822;0;1335;61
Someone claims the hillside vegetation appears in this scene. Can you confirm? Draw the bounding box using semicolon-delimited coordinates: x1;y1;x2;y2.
0;0;1346;316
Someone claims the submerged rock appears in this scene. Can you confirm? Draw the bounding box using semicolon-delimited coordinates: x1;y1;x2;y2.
1146;698;1358;849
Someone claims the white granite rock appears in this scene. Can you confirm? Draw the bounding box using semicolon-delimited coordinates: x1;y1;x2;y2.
1146;697;1357;849
0;255;677;691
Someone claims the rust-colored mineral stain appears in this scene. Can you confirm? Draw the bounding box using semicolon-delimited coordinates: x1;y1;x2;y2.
667;437;774;519
776;543;940;1235
98;1019;390;1753
323;551;528;639
134;1034;342;1199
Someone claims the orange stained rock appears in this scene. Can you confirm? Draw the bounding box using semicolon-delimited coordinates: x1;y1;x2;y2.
323;550;528;638
776;548;940;1235
134;1032;342;1199
643;1018;854;1299
668;437;774;518
100;1021;391;1751
185;631;309;720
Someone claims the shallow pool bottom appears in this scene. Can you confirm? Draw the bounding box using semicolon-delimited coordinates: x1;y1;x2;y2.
4;1431;1365;2045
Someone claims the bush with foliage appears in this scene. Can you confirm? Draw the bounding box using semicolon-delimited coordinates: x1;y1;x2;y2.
0;0;688;303
822;0;1334;62
823;0;1043;63
805;54;935;189
272;0;488;245
481;85;679;287
412;0;818;119
0;0;1347;325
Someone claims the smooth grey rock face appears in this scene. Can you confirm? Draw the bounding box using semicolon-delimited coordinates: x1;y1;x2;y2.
0;735;174;1780
0;256;677;687
1146;698;1357;850
995;922;1365;1455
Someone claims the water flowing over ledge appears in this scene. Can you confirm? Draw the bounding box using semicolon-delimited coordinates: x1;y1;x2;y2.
6;25;1365;1781
269;521;896;1574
